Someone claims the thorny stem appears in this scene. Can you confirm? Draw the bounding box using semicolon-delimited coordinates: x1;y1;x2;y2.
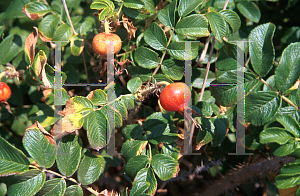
29;165;101;196
146;17;182;87
198;0;230;101
61;0;77;35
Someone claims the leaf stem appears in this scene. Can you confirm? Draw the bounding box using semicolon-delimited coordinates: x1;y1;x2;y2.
29;165;101;195
61;0;77;35
146;17;182;87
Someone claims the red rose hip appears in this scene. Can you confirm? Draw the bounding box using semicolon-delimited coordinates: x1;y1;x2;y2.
0;82;11;103
159;82;191;112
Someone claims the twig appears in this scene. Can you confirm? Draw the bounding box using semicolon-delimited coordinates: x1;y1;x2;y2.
82;51;90;92
29;165;101;195
196;36;212;67
199;37;215;101
61;0;77;35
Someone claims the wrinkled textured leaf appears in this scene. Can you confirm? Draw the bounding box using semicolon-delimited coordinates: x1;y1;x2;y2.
23;128;56;168
245;91;281;126
248;23;275;77
151;154;178;181
6;170;45;196
178;0;204;17
77;151;105;185
0;137;29;176
175;14;209;37
275;42;300;93
56;135;82;177
125;155;149;181
144;22;167;50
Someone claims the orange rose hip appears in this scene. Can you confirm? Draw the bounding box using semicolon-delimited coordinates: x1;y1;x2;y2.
92;33;122;57
0;82;12;103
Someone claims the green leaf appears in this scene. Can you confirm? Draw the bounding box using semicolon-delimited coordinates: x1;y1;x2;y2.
245;91;281;126
205;12;227;43
127;77;142;93
215;48;238;71
79;17;94;35
23;2;51;18
151;154;178;181
99;105;123;130
275;43;300;93
4;0;30;19
175;14;209;37
6;170;45;196
0;34;22;65
191;67;215;89
134;168;157;195
56;135;82;177
87;89;107;106
157;0;176;28
122;124;144;141
70;35;84;56
64;185;83;196
0;137;29;176
276;162;300;189
178;0;204;17
115;99;128;120
167;41;199;60
124;0;144;9
69;96;94;113
219;10;241;33
276;115;300;137
77;151;105;185
248;23;275;77
52;24;73;46
141;0;155;14
144;22;167;51
90;1;109;10
236;2;261;23
35;178;66;196
38;15;60;40
210;71;237;106
135;47;159;69
22;128;56;168
121;140;148;162
148;133;178;145
124;155;150;181
196;117;214;145
273;141;299;156
121;95;136;110
98;7;111;21
130;181;150;196
259;128;293;145
122;7;149;20
127;65;152;82
144;112;174;131
83;110;107;150
211;117;228;147
161;59;184;80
